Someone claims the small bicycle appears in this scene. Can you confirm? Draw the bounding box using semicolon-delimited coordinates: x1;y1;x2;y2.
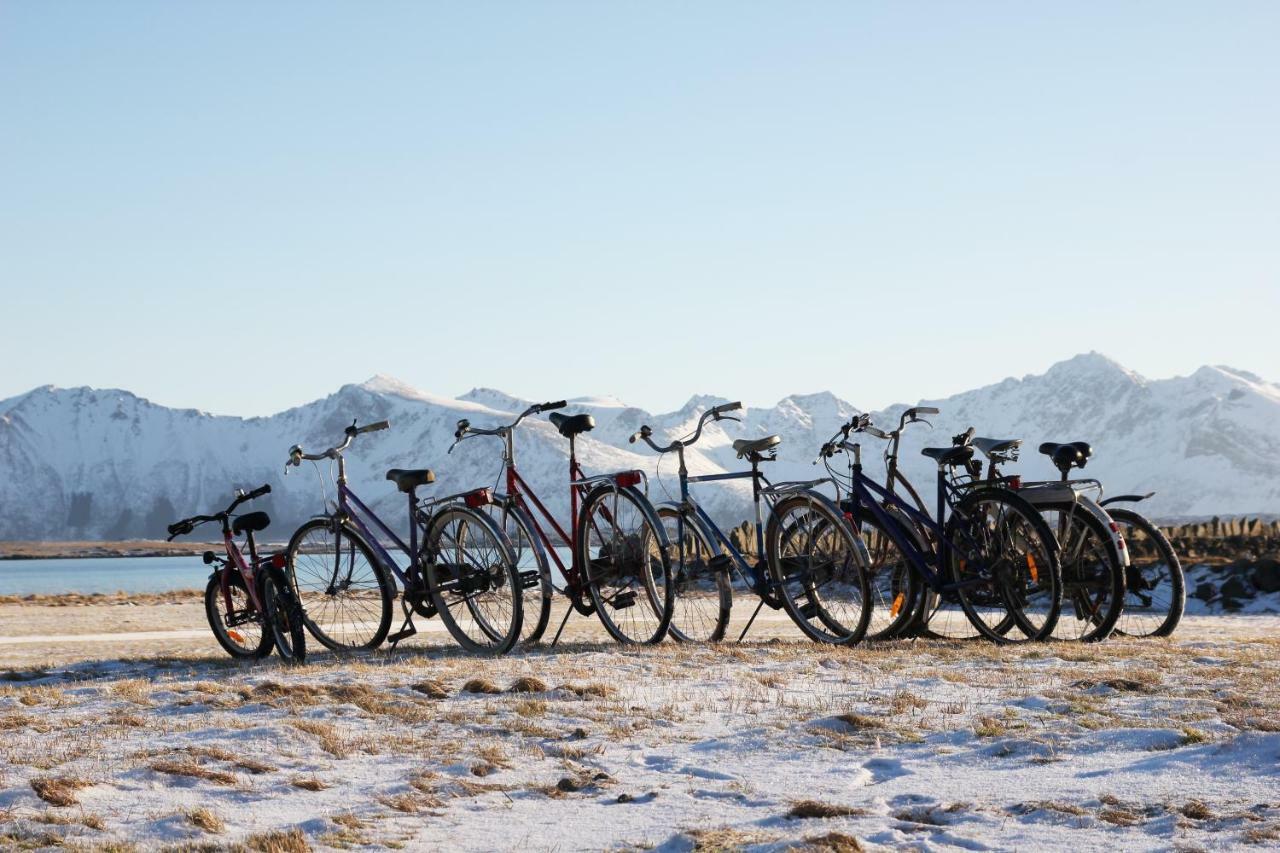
168;484;306;664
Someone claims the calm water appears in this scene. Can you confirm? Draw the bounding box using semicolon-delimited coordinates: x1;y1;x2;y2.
0;556;211;596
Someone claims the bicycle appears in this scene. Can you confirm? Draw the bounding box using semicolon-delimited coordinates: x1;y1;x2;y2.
820;415;1063;643
629;402;872;645
284;419;523;656
971;438;1128;642
450;400;674;645
167;484;306;664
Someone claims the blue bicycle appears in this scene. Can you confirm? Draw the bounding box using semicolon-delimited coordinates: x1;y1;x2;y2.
820;413;1063;643
630;402;872;644
283;419;524;656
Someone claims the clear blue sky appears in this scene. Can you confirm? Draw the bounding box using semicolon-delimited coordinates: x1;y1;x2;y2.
2;2;1277;416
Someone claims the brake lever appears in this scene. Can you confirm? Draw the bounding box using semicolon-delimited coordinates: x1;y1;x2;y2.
714;414;742;424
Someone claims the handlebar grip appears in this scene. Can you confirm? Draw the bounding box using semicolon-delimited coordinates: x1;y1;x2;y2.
714;401;743;415
539;401;567;412
914;407;940;416
167;520;192;537
358;420;390;434
247;484;271;500
628;425;652;444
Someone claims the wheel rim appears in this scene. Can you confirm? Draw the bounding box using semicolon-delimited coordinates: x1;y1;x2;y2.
289;524;386;650
657;510;726;643
428;512;519;652
582;489;669;643
1113;515;1178;637
773;501;867;642
209;575;264;655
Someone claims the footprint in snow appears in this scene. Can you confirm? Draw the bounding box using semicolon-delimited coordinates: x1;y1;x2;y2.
864;757;912;784
642;755;737;781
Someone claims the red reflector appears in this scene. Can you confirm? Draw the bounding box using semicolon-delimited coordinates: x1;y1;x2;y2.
464;488;493;509
1008;476;1022;490
614;470;642;489
271;553;287;569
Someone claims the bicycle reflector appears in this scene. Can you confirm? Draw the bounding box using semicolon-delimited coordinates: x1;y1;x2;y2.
1008;476;1022;490
270;553;287;569
464;488;493;508
614;470;643;489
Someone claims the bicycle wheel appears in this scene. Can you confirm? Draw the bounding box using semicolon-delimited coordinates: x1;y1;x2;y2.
656;506;731;643
261;567;307;664
766;493;872;644
852;510;922;641
1109;507;1185;637
485;503;553;645
204;571;272;659
947;488;1062;643
424;506;523;655
286;518;394;652
1037;503;1124;642
576;483;674;645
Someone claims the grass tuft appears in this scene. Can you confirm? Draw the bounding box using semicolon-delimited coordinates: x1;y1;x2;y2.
788;800;867;819
30;776;89;807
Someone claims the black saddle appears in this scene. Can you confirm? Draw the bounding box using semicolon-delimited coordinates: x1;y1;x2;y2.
1038;441;1092;472
549;412;595;438
232;511;270;535
972;437;1022;459
386;468;436;493
732;435;781;459
921;445;975;467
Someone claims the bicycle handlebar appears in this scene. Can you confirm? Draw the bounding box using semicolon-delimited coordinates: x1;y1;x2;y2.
167;483;271;539
448;398;569;453
628;401;743;455
287;419;390;469
348;419;389;436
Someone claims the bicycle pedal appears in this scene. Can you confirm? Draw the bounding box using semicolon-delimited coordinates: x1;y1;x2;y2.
706;554;734;573
610;590;637;610
518;570;541;590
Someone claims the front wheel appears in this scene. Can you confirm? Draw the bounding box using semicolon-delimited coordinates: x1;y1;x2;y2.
947;488;1063;643
261;567;307;665
656;506;731;643
766;493;872;644
576;484;674;645
286;518;394;652
424;506;523;656
205;571;273;659
485;502;553;646
1109;507;1185;638
1037;503;1125;642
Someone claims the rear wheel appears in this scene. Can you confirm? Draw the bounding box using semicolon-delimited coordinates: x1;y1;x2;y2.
424;506;522;655
656;507;731;643
205;571;272;659
286;518;394;652
1037;503;1124;642
852;510;921;641
766;494;871;644
947;489;1062;643
577;484;674;645
261;567;307;664
1109;507;1185;638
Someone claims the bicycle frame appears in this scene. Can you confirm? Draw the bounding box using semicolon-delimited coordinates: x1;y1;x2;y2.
334;482;422;591
675;468;771;587
215;529;268;617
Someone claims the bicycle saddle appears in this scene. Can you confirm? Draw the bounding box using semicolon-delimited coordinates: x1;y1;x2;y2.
549;412;595;438
921;445;975;466
232;511;270;535
733;435;781;459
972;437;1022;460
386;468;436;493
1038;441;1092;472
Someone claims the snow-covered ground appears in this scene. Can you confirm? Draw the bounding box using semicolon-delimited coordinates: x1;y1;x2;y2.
0;615;1277;851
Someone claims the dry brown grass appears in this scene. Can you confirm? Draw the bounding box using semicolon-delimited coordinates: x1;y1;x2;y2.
462;678;502;694
508;676;549;693
801;831;866;852
149;757;237;786
561;682;616;699
246;828;311;852
788;800;867;819
288;719;350;758
30;775;90;807
188;807;225;833
835;713;884;731
687;826;778;851
410;679;449;699
1098;806;1143;826
291;777;328;791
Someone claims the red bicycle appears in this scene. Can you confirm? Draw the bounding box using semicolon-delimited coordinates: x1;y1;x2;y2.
168;485;306;664
450;401;674;645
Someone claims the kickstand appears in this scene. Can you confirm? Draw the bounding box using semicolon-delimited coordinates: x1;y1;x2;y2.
736;598;766;643
550;604;573;648
386;611;418;652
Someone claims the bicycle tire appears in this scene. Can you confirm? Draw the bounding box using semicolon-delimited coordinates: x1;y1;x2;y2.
576;483;674;645
424;505;523;655
1037;502;1125;642
204;571;273;659
851;509;922;641
947;488;1063;643
1109;507;1185;638
656;505;731;643
261;566;307;665
765;493;872;644
486;502;553;645
286;518;394;652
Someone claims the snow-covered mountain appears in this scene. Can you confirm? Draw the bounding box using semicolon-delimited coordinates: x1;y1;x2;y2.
1;353;1277;540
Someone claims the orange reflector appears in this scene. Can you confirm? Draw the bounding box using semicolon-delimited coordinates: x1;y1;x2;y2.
891;592;905;617
227;630;245;644
1027;553;1039;583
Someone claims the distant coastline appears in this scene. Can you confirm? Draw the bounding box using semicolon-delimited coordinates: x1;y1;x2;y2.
0;540;217;561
